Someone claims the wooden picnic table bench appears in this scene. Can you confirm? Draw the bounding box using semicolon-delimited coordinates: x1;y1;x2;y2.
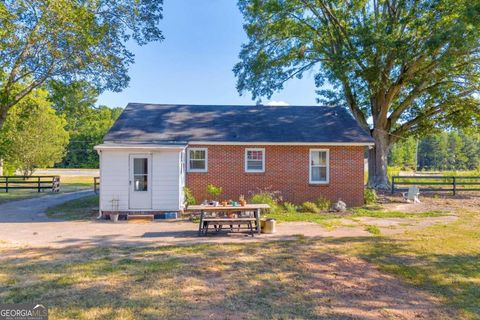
185;204;270;236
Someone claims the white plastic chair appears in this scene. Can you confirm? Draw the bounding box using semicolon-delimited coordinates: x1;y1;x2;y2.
403;185;420;203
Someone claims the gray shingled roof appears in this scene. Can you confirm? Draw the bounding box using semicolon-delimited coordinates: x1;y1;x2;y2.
103;103;373;144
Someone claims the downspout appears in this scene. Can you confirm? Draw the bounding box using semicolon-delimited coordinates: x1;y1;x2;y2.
96;149;102;219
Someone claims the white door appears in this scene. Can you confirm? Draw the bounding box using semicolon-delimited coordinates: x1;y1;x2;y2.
129;154;152;209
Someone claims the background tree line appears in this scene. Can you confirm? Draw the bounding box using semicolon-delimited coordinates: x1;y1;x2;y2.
389;131;480;171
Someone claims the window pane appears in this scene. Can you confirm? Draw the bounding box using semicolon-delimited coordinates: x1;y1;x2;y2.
190;150;205;160
247;160;263;171
247;150;263;160
311;151;326;166
134;158;148;175
319;166;327;180
134;175;148;191
190;159;205;170
311;166;327;182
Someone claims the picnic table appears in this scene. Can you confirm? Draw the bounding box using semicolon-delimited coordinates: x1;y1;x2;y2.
185;204;270;236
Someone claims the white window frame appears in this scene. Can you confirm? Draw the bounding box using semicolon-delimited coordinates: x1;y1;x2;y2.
309;149;330;184
187;148;208;172
244;148;265;173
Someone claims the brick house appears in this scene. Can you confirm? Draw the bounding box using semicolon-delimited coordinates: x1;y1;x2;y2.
95;103;373;217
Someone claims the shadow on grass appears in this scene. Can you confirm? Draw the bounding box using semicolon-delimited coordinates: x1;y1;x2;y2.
0;238;461;319
359;239;479;317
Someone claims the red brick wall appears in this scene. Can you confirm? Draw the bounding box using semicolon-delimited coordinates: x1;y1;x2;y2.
186;145;365;207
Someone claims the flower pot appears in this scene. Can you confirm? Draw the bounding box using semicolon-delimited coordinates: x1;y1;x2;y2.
110;213;119;223
262;219;276;234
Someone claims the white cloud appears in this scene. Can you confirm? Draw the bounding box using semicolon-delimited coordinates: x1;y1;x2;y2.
266;100;289;106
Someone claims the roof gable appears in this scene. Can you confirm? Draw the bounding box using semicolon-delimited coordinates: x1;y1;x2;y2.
103;103;373;144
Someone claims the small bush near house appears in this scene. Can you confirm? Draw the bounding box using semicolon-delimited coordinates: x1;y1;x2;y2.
301;201;320;213
316;196;331;211
206;184;222;200
250;190;281;214
183;187;196;206
283;202;298;213
364;188;378;205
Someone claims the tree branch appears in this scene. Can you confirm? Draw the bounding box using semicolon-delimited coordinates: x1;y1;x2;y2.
341;77;370;131
387;80;428;127
391;90;475;139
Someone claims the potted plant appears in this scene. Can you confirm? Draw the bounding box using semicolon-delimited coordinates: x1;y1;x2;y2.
239;195;247;207
206;184;223;206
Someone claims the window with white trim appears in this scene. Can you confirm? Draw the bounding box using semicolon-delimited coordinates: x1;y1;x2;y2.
309;149;329;183
245;148;265;172
187;148;208;172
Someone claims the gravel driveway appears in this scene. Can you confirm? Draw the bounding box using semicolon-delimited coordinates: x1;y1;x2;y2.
0;190;94;222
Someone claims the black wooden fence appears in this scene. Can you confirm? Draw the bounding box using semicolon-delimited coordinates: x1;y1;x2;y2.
391;176;480;195
0;176;60;193
94;177;100;194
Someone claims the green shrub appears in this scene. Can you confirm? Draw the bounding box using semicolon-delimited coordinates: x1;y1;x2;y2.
283;202;298;213
250;191;281;214
301;201;320;213
364;188;378;205
316;196;331;211
365;225;381;235
2;161;17;176
206;184;222;200
183;187;196;206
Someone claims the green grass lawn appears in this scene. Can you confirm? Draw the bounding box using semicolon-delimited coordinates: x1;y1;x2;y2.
263;210;343;228
350;206;450;218
263;206;450;228
59;175;96;191
0;190;47;204
1;196;479;318
326;208;480;319
46;195;99;220
1;208;478;318
0;175;96;204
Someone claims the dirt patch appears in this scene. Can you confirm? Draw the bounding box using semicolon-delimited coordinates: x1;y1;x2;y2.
300;251;452;319
379;192;480;214
354;215;458;235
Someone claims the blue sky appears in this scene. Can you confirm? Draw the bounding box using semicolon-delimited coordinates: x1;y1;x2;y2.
97;0;318;108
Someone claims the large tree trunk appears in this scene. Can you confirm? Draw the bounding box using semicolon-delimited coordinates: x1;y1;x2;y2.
368;129;391;190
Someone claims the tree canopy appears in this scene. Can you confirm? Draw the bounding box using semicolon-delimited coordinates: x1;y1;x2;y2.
0;88;69;175
234;0;480;188
0;0;163;129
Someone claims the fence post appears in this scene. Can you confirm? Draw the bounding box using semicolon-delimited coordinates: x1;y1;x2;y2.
391;176;395;194
453;176;456;196
5;177;8;193
37;176;41;193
